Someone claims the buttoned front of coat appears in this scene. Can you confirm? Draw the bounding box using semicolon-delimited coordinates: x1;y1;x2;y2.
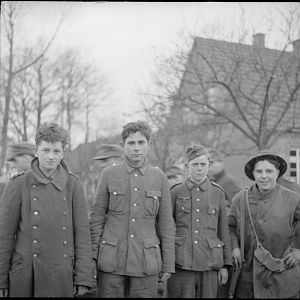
0;158;93;297
171;178;232;272
228;184;300;298
90;161;175;277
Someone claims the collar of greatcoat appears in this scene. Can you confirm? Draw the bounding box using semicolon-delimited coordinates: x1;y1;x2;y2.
185;176;209;190
31;157;69;191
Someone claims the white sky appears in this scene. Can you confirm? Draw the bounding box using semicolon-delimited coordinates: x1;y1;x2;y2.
2;1;299;144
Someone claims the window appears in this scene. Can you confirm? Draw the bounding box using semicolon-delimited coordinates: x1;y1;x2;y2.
289;149;300;184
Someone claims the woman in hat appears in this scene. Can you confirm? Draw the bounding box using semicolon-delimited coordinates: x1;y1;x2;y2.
228;150;300;298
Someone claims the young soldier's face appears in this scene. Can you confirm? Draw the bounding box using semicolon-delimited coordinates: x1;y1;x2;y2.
35;141;64;174
253;160;279;193
187;154;209;184
123;131;149;164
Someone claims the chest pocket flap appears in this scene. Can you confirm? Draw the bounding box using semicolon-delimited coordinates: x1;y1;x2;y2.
145;190;161;199
207;204;218;215
108;185;125;195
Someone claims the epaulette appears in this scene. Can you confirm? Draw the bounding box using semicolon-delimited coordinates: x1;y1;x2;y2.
170;181;182;190
68;171;79;180
211;181;225;192
10;171;25;181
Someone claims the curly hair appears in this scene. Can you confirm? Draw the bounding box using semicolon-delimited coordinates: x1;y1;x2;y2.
121;121;152;143
35;122;69;147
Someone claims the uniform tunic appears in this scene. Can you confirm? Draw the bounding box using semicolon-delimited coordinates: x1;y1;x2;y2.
0;158;93;297
89;160;175;277
228;184;300;298
170;178;232;271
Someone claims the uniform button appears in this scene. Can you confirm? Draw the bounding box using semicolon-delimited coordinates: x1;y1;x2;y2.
196;209;200;212
33;253;38;258
62;227;66;231
259;219;265;224
181;207;185;210
133;203;138;207
32;184;36;188
218;244;221;247
63;240;67;245
212;209;215;213
194;240;198;244
63;212;66;216
33;225;37;229
134;188;138;191
132;219;135;222
196;198;200;202
33;240;38;244
113;192;117;195
33;211;39;216
134;174;138;177
102;241;106;244
154;197;158;199
32;197;38;201
196;219;200;222
63;197;66;201
63;254;67;258
197;188;200;191
195;230;199;233
130;234;134;238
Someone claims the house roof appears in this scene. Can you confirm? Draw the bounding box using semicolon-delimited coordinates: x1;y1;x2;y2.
177;36;300;141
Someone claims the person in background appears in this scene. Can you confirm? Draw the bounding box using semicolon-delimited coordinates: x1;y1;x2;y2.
167;144;232;298
0;122;93;297
228;150;300;298
6;142;35;173
165;165;184;188
90;121;175;298
207;148;241;214
207;148;241;298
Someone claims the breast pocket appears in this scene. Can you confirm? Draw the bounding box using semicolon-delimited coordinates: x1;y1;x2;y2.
108;185;126;213
206;204;219;230
176;197;191;213
144;190;161;216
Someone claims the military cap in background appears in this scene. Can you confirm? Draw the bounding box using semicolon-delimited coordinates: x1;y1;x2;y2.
185;144;208;162
207;148;224;162
6;142;35;161
165;165;183;178
93;144;123;160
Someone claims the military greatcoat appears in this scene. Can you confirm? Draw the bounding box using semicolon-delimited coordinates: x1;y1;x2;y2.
228;184;300;298
0;158;93;297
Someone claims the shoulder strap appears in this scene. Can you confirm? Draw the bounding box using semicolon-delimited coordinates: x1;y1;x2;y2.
240;188;246;262
245;188;259;244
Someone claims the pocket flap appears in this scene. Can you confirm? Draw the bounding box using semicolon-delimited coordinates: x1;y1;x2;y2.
101;236;119;246
207;204;218;215
207;238;224;248
143;237;160;248
108;185;125;195
145;190;161;199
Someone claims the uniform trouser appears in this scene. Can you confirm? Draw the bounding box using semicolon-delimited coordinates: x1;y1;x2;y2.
167;267;218;298
97;271;158;298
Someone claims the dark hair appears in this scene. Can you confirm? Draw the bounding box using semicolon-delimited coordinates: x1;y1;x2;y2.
121;121;152;142
254;156;281;170
35;122;69;147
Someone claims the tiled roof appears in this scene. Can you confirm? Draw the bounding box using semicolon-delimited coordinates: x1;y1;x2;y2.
176;36;300;145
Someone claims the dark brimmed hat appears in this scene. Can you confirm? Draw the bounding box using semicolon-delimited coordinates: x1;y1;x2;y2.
93;144;123;160
6;142;35;161
165;165;183;178
185;145;208;162
207;148;224;162
244;150;287;181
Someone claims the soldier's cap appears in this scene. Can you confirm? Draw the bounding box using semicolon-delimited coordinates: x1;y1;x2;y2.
93;144;123;160
244;149;287;181
207;148;224;162
165;165;183;178
185;144;208;162
6;142;35;161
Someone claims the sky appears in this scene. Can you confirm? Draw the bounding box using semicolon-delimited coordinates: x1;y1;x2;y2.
2;1;299;145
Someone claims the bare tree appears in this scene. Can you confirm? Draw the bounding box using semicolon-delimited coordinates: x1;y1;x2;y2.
0;1;63;174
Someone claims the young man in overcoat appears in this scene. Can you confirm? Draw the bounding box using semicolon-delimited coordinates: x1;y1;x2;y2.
0;122;93;297
90;121;175;297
